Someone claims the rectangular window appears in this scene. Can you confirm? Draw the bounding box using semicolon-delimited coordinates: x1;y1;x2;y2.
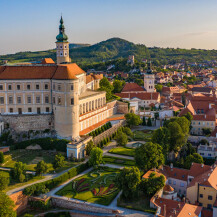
8;84;12;90
27;96;31;104
18;108;22;114
45;96;49;104
173;180;176;185
37;107;41;114
207;204;212;209
9;96;13;104
58;84;61;91
27;84;31;90
208;195;213;200
36;96;40;103
180;183;185;187
45;84;48;89
53;84;55;90
0;97;4;104
53;97;55;104
36;84;40;90
71;98;74;105
46;107;49;112
17;84;20;90
0;85;3;90
17;96;21;104
9;108;13;113
58;97;61;105
28;107;32;113
71;84;74;90
169;179;171;184
200;194;203;198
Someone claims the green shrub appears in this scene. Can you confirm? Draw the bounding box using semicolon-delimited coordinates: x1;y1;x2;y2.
24;162;90;196
29;199;51;210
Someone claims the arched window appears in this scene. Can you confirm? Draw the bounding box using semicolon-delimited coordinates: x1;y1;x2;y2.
80;105;82;115
86;102;88;113
92;101;94;110
89;101;91;111
95;99;97;109
83;103;85;114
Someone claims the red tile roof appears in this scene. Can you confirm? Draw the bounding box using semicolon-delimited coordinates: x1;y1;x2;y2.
41;58;55;64
115;92;160;101
0;63;85;80
121;83;145;92
189;163;211;177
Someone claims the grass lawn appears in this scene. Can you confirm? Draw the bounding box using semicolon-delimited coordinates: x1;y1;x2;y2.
133;130;153;141
108;146;135;156
117;192;156;214
56;167;120;206
103;156;135;166
3;150;77;172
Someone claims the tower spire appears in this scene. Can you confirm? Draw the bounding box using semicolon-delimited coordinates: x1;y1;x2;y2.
56;16;68;42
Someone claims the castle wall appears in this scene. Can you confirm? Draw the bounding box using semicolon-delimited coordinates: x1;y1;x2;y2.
0;114;54;132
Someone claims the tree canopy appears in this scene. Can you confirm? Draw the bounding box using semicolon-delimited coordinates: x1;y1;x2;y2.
99;77;114;101
185;153;204;169
53;154;65;169
125;113;141;127
0;192;16;217
35;160;49;175
116;132;128;146
115;167;141;199
89;147;103;166
0;171;10;191
135;142;164;171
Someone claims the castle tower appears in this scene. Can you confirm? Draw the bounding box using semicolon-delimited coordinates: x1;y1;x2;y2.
144;61;155;92
56;16;71;64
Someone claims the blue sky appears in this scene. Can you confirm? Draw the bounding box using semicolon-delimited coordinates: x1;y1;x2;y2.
1;0;217;54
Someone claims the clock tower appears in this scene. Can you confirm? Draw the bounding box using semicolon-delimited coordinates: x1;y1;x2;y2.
144;61;155;93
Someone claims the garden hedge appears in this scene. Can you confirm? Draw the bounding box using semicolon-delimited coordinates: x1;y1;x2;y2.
23;162;90;196
14;138;70;152
89;122;112;138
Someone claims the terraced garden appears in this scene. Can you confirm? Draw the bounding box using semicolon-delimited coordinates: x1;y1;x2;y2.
56;167;120;205
133;130;153;141
103;156;135;166
3;150;76;172
108;146;135;156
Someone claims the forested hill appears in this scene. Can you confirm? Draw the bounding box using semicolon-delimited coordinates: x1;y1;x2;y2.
1;37;217;65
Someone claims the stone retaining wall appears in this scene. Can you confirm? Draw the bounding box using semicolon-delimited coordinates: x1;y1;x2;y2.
9;191;29;215
0;114;54;132
51;197;120;214
93;120;126;145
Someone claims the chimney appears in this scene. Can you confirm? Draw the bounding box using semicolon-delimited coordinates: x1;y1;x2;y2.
201;164;204;168
170;163;173;169
178;203;181;208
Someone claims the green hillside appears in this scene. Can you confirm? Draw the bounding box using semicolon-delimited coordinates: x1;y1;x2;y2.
1;37;217;65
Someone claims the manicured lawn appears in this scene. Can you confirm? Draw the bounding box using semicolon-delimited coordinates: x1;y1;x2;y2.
3;150;77;172
108;146;135;156
117;192;156;214
133;130;153;141
56;167;120;206
103;156;135;166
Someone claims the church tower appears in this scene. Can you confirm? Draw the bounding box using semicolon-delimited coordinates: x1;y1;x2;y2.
144;61;155;92
56;16;71;64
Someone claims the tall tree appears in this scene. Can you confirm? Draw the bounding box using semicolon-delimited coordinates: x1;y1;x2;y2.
125;113;141;127
184;153;204;169
53;153;65;169
152;127;169;155
35;160;49;175
89;147;103;166
113;80;125;93
0;192;16;217
0;171;10;191
85;140;96;156
99;77;114;101
135;142;164;171
11;162;26;182
115;167;141;199
116;132;128;146
0;152;4;164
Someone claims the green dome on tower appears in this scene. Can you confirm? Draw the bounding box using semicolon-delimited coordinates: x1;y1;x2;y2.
56;16;68;42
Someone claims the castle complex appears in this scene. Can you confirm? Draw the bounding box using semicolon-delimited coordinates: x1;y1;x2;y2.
0;17;126;158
